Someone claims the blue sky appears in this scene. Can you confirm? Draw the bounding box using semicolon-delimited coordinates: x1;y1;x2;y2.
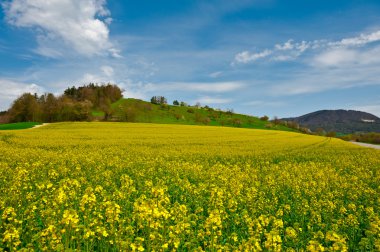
1;0;380;118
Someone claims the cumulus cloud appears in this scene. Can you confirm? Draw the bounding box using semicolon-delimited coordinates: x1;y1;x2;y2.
233;30;380;65
2;0;119;57
0;79;45;110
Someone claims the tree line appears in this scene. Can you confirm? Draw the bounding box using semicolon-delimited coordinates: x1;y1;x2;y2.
1;83;122;123
340;132;380;145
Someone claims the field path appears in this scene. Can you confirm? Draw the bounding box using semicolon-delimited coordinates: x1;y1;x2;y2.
32;123;49;129
350;141;380;150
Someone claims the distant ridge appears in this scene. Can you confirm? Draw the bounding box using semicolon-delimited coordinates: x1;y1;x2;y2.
283;109;380;134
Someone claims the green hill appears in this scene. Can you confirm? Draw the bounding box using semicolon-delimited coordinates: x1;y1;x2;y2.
91;98;294;132
0;122;41;130
1;82;297;132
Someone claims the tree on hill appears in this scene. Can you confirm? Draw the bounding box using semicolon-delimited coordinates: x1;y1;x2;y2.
0;111;9;123
8;93;40;122
173;100;179;106
63;83;122;107
63;83;122;120
99;98;112;121
40;93;59;122
150;96;167;105
272;116;281;125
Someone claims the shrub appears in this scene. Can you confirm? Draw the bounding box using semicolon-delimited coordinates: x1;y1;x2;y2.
260;115;269;121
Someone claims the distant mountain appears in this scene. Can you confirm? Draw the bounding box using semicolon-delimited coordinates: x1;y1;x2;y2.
283;110;380;134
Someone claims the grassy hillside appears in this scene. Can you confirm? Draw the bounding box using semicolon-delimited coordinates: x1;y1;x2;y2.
93;98;294;132
0;122;379;251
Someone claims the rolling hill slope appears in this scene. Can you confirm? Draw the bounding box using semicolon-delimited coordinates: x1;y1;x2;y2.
92;98;294;132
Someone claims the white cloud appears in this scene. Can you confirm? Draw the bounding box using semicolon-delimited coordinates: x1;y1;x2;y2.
2;0;119;57
313;45;380;68
272;55;294;62
0;79;45;110
245;100;285;107
170;81;245;93
313;49;358;67
352;104;380;117
122;81;244;95
233;29;380;65
195;96;232;105
275;40;295;50
233;40;313;64
331;30;380;47
101;65;114;77
269;63;380;96
115;79;150;100
209;71;223;78
234;49;272;64
78;70;115;85
109;48;122;58
64;66;117;88
118;81;245;103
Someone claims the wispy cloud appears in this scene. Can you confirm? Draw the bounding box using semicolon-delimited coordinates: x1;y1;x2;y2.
209;71;223;78
313;49;358;67
100;65;114;77
195;96;232;105
352;104;380;117
233;39;317;64
313;45;380;68
269;64;380;96
244;100;286;107
329;30;380;47
125;81;245;94
174;81;245;93
233;30;380;65
120;81;245;105
233;49;272;64
2;0;119;58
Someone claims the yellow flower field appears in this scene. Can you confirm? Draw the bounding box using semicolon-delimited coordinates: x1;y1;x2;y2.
0;122;379;251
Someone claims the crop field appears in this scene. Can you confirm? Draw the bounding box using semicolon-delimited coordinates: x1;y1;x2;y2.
0;122;379;251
